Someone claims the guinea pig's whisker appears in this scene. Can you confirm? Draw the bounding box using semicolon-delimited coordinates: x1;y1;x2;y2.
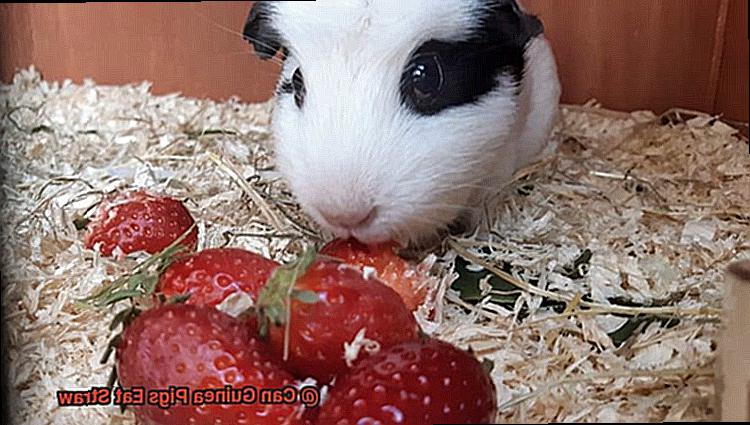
239;36;287;68
387;197;474;213
191;9;286;68
206;51;264;58
397;174;488;192
410;177;488;189
404;215;455;227
199;53;286;77
399;155;491;176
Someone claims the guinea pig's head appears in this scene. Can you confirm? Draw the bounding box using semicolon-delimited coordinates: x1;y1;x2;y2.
244;0;546;245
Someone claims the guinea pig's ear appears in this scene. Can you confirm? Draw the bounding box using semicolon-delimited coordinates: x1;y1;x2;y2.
484;0;544;47
242;1;283;60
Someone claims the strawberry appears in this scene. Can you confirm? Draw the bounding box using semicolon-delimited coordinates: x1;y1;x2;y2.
116;304;305;425
256;251;419;383
320;238;428;311
157;248;280;307
83;190;197;257
317;338;497;424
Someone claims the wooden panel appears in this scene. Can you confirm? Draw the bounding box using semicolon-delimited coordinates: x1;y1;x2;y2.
0;2;277;102
714;0;749;122
0;1;747;120
524;0;725;114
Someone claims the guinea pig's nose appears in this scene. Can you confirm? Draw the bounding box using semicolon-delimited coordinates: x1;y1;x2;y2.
319;206;377;229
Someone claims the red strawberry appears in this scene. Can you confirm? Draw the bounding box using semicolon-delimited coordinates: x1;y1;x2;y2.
257;252;419;383
84;190;197;257
317;338;497;424
158;248;280;307
116;304;305;425
320;238;428;311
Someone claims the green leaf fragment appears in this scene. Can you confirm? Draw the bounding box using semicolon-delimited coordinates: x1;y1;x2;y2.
561;249;593;279
451;255;517;305
73;216;90;230
481;358;495;375
607;314;681;347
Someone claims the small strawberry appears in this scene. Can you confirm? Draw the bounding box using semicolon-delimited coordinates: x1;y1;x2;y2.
83;190;197;257
317;338;497;424
116;304;305;425
256;250;419;383
157;248;280;307
320;238;429;310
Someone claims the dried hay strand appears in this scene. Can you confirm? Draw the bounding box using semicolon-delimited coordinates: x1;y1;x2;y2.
1;68;748;424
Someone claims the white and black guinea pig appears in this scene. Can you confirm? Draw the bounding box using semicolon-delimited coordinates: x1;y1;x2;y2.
242;0;561;246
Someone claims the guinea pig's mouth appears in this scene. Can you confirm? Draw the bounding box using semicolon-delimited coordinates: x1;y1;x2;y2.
313;207;392;244
348;226;394;245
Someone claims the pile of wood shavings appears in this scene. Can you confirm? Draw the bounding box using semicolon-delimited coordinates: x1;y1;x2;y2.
1;68;748;424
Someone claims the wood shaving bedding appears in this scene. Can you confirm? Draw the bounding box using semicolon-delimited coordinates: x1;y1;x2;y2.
1;68;748;423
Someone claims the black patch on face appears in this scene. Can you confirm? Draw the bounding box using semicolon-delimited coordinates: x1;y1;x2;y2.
243;1;284;60
291;67;306;108
277;79;294;96
275;67;307;109
400;0;543;116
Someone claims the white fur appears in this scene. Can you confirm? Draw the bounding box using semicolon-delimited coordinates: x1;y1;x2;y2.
267;0;561;244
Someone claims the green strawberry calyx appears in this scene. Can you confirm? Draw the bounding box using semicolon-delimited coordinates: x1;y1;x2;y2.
255;247;319;343
76;222;197;308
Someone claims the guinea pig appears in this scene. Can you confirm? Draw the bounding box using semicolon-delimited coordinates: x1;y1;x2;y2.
242;0;561;246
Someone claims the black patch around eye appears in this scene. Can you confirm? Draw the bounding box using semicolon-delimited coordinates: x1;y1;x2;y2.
275;64;306;109
400;0;543;116
276;79;293;96
292;67;306;108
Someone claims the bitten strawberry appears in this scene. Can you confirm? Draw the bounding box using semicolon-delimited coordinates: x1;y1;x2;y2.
116;304;304;425
84;190;197;257
320;238;428;310
158;248;280;307
317;338;497;424
256;252;419;383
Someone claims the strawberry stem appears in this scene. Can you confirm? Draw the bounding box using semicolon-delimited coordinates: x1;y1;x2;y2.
100;334;122;365
107;366;118;389
256;247;319;340
108;306;141;331
72;198;101;230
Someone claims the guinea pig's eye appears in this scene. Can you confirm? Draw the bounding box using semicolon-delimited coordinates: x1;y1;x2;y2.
292;67;306;108
402;53;443;113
